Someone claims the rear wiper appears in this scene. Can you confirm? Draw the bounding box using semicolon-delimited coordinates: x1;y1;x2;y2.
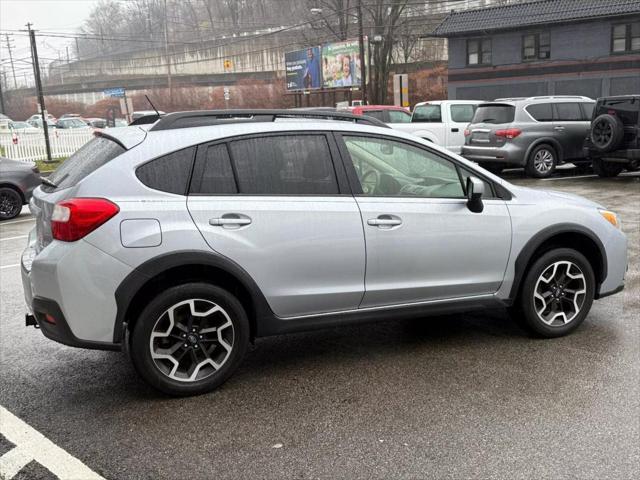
40;177;57;188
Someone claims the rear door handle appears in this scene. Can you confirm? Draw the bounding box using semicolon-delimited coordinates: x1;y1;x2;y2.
554;126;565;131
209;214;252;227
451;127;459;132
367;215;402;228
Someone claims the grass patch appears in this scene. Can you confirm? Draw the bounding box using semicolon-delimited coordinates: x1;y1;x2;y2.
36;157;67;173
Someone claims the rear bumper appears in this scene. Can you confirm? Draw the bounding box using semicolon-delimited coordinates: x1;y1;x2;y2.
28;297;120;351
21;236;132;350
462;144;526;166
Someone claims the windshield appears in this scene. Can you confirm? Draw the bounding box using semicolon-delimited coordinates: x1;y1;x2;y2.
471;104;515;124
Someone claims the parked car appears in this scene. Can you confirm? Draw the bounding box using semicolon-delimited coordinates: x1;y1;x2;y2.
28;118;57;129
27;113;56;123
59;113;83;119
462;96;595;178
8;121;39;133
55;118;91;130
584;95;640;177
392;100;482;154
0;157;41;220
22;109;626;396
342;105;412;124
85;118;108;129
113;118;128;127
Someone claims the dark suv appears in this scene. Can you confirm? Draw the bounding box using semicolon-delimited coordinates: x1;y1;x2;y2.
585;95;640;177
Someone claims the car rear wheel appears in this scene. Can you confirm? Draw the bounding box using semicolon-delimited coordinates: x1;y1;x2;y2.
0;187;22;220
130;283;250;396
592;158;624;178
513;248;595;338
526;145;557;178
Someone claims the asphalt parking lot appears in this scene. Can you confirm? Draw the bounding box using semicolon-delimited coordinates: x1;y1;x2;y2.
0;168;638;479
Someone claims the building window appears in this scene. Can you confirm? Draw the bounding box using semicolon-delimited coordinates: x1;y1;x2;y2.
612;23;640;53
523;32;550;61
467;38;491;65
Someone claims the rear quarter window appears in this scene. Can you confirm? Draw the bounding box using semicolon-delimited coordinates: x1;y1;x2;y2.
136;147;196;195
471;104;515;124
45;136;125;192
525;103;553;122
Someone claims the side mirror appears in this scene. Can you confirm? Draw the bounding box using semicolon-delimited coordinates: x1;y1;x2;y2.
466;176;485;213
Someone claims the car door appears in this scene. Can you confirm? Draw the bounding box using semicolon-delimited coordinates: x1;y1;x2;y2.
553;102;590;159
447;103;477;154
336;133;512;308
187;133;365;318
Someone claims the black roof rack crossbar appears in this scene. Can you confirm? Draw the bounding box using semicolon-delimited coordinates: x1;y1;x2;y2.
148;109;390;131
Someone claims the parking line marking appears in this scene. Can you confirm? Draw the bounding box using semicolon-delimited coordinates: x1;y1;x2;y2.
0;236;27;242
0;405;105;480
0;264;20;270
0;219;34;226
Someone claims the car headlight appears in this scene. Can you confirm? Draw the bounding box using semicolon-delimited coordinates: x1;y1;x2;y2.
599;209;621;230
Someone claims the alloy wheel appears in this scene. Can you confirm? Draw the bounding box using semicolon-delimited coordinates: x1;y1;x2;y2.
149;299;235;382
533;149;555;174
533;261;587;326
0;190;20;219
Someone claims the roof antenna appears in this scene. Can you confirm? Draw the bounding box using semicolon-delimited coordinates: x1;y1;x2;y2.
145;95;161;117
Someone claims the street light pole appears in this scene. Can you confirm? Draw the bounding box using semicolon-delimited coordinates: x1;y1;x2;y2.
357;0;367;105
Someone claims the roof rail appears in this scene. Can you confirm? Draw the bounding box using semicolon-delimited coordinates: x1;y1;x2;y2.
494;95;593;102
148;109;389;131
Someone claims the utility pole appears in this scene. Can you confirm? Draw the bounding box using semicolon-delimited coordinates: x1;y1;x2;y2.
357;0;367;105
5;34;18;89
75;37;80;60
163;0;173;108
27;24;52;162
0;72;6;114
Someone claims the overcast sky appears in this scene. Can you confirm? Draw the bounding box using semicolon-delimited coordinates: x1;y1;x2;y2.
1;0;100;86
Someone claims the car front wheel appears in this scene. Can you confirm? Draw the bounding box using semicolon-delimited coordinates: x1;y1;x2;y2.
130;283;250;396
514;248;595;338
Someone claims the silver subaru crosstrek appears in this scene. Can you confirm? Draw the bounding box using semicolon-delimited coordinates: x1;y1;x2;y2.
462;96;595;178
21;109;626;396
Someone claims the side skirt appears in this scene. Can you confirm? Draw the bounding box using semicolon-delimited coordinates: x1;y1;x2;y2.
256;294;507;337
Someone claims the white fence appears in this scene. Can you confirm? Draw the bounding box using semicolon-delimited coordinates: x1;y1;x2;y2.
0;129;94;162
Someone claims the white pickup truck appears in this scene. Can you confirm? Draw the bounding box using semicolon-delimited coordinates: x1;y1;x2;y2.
390;100;482;154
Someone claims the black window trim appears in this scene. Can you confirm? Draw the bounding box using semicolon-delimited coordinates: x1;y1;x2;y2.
611;21;640;54
466;37;492;67
186;131;350;197
521;31;551;62
332;131;507;200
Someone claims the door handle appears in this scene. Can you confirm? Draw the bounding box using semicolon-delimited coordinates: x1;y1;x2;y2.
554;126;565;131
451;127;459;132
209;214;252;227
367;215;402;228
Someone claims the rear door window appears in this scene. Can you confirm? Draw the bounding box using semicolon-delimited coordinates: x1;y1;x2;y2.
412;104;442;123
136;147;196;195
45;136;125;192
581;102;595;120
229;135;339;195
471;104;515;124
526;103;553;122
362;110;386;122
189;144;237;194
554;103;583;121
450;104;477;123
388;110;412;123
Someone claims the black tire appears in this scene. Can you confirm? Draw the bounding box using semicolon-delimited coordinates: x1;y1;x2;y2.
482;164;504;175
592;158;624;178
514;248;595;338
0;187;23;220
590;114;624;153
130;283;250;396
525;144;557;178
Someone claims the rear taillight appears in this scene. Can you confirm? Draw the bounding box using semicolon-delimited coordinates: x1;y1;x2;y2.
464;128;471;137
51;198;119;242
495;128;522;139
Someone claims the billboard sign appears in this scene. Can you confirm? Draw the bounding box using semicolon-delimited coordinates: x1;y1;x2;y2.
321;39;363;89
285;46;322;91
104;87;125;98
